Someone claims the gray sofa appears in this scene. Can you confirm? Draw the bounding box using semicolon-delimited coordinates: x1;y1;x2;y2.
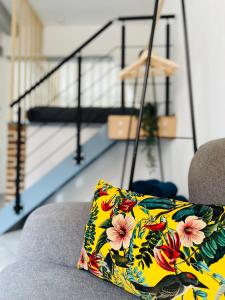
0;138;224;300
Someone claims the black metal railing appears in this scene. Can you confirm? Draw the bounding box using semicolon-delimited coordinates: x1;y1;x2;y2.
10;14;177;214
75;55;83;164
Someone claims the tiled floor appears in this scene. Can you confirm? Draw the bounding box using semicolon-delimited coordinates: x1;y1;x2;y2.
0;193;21;271
0;230;21;272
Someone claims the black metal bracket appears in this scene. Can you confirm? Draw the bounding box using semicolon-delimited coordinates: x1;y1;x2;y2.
74;147;84;165
118;15;175;22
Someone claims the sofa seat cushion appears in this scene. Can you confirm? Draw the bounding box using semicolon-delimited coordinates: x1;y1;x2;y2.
18;202;91;267
0;260;135;300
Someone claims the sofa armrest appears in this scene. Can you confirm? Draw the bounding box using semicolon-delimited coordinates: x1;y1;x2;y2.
188;138;225;205
18;202;91;267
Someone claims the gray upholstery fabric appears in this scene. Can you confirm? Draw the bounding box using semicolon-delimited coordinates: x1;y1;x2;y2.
1;138;225;299
0;202;135;300
19;202;91;267
188;138;225;205
0;261;135;300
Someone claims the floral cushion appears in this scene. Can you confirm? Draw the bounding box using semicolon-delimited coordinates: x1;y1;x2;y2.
77;180;225;299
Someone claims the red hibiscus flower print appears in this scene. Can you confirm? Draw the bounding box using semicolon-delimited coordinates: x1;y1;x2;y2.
118;199;136;213
176;216;206;247
88;251;103;276
106;214;135;250
154;232;181;272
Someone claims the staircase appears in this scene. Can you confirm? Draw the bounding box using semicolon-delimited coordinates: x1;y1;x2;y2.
1;14;175;234
0;125;115;234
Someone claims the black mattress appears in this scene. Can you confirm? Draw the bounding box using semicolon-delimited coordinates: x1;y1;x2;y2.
27;106;139;123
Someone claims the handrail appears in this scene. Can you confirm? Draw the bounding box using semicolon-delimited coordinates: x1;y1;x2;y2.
10;14;176;108
11;12;176;214
10;20;114;107
118;14;175;21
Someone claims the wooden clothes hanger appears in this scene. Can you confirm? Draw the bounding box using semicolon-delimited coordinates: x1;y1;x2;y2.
119;51;179;80
119;0;179;81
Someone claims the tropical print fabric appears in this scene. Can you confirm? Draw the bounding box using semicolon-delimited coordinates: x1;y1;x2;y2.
77;180;225;299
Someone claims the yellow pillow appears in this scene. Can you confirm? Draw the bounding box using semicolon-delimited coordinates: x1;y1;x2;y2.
78;179;225;299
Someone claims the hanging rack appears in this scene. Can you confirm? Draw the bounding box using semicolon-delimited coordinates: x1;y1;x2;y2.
117;0;197;189
119;0;167;188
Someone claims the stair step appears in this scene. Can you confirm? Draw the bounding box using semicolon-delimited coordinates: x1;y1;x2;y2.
6;174;25;181
7;169;25;177
6;124;26;203
7;149;26;156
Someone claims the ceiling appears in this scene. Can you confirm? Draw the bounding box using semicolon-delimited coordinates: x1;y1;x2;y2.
2;0;153;25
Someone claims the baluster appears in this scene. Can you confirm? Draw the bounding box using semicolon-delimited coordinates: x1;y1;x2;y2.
15;104;23;214
74;55;84;164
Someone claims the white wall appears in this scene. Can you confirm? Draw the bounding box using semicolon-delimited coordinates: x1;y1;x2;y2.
41;1;225;197
160;0;225;196
0;49;9;194
43;23;151;58
1;1;225;197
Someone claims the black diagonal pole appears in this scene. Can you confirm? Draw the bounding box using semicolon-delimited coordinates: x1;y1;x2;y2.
128;0;159;190
165;22;170;116
181;0;197;152
120;76;139;188
152;76;164;182
121;23;126;110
